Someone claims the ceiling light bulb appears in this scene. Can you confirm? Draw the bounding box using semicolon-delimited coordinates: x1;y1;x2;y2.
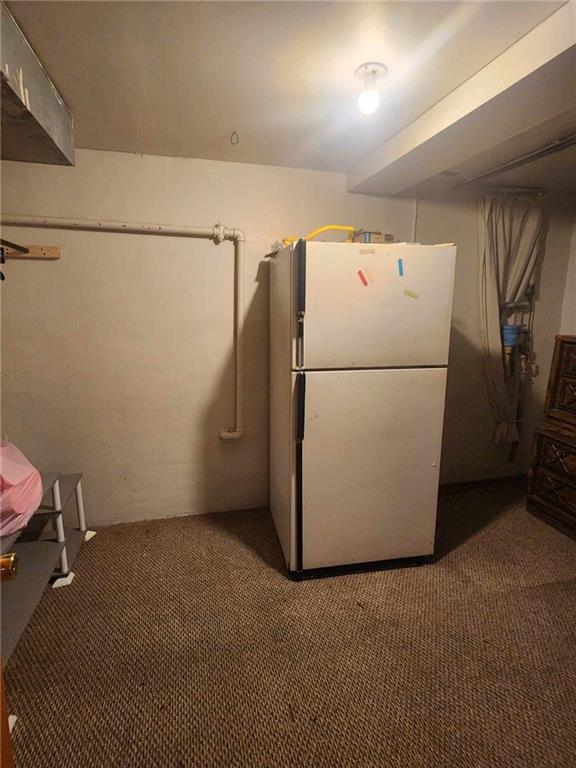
358;88;380;115
355;62;387;116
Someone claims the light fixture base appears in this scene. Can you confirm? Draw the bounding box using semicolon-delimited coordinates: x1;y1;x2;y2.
355;62;387;83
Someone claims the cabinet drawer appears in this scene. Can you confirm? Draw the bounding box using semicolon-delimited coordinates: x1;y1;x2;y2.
546;339;576;426
531;468;576;519
559;342;576;378
539;437;576;481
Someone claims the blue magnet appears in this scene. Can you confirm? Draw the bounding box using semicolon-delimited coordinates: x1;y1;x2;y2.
398;258;404;277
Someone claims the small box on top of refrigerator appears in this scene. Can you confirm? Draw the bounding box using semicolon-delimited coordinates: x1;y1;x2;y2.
268;239;456;579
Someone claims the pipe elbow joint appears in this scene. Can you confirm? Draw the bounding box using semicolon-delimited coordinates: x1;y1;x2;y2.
212;223;226;245
212;224;244;244
219;428;244;441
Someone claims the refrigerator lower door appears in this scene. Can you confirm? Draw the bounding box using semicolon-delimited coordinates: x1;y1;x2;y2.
298;367;447;571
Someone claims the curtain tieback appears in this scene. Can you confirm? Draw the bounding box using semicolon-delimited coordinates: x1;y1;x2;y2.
494;421;520;446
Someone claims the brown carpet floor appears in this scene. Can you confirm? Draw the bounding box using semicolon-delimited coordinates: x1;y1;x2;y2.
5;478;576;768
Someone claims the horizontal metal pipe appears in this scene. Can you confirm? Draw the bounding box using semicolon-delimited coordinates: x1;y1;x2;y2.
1;213;245;440
1;214;215;239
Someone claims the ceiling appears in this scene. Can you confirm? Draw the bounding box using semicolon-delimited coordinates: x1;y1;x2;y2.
417;106;576;197
7;1;564;173
486;146;576;196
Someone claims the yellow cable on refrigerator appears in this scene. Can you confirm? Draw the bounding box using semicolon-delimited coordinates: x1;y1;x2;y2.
282;224;355;246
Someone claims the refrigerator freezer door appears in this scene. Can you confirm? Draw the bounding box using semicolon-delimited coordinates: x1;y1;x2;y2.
299;368;446;570
300;242;455;369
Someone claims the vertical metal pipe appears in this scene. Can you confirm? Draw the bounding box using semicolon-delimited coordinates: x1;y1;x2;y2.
220;232;244;439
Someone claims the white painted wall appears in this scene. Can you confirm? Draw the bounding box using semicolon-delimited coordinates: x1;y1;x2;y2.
1;150;572;525
0;149;413;525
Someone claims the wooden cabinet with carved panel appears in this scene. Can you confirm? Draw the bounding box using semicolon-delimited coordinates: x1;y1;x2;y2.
528;335;576;531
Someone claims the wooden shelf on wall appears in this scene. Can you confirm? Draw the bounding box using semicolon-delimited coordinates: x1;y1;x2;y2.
3;245;60;260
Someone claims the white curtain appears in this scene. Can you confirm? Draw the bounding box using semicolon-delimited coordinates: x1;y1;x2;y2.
478;196;545;446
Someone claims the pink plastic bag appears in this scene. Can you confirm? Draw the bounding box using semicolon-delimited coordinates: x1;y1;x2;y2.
0;441;43;537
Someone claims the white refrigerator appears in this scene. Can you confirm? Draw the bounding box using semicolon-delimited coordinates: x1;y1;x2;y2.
269;240;456;578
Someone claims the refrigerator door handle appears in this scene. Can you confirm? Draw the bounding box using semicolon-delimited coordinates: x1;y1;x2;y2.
295;240;306;316
295;371;306;572
296;317;304;369
295;240;306;368
295;372;306;442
